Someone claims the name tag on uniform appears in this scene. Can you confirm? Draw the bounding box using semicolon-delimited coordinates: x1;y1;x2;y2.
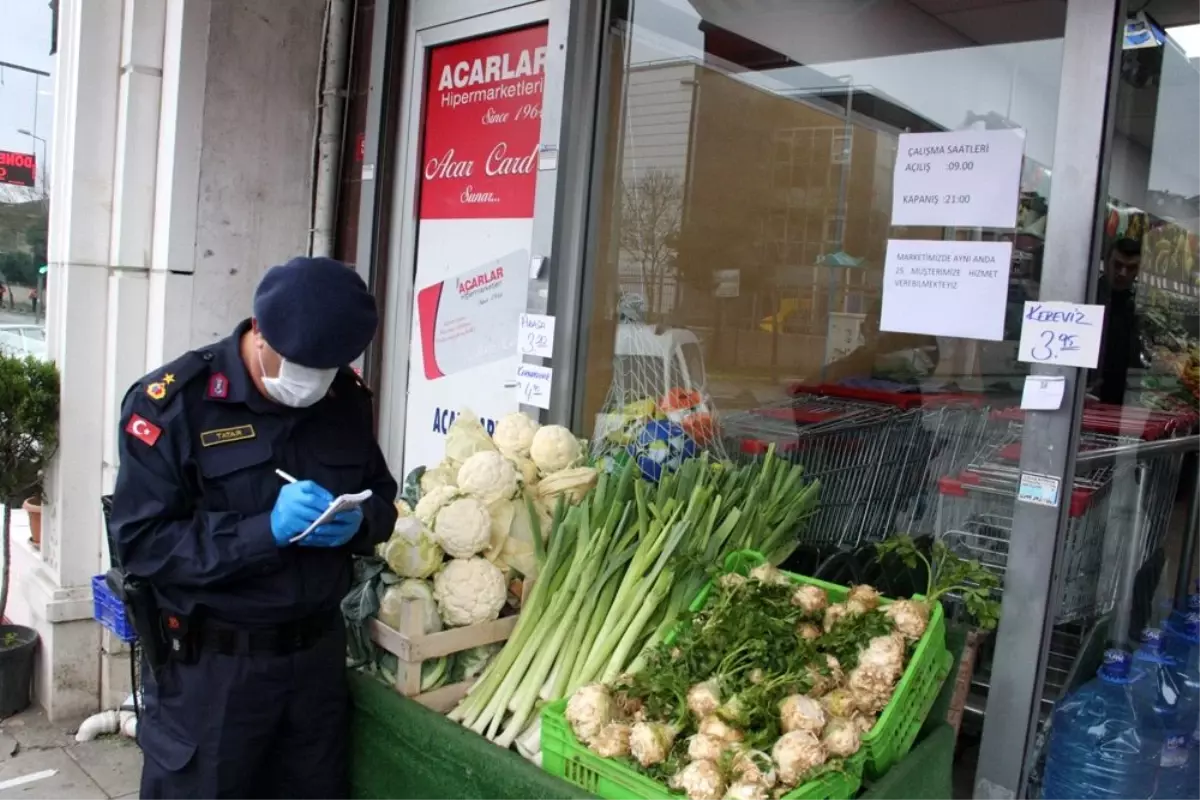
200;425;257;447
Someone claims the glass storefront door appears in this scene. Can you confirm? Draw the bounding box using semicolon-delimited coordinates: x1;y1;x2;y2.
573;2;1072;793
1021;6;1200;799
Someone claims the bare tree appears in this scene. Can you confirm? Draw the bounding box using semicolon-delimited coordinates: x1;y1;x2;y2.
618;170;683;319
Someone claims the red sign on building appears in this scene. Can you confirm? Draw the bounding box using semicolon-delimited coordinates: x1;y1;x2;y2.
417;25;548;220
0;151;36;188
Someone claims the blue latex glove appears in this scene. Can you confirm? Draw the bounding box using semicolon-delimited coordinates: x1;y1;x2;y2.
269;481;334;546
299;506;363;548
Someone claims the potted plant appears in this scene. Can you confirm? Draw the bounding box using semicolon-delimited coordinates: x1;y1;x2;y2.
0;351;59;716
22;487;42;549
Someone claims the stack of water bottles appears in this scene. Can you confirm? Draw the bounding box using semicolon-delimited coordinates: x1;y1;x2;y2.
1042;593;1199;799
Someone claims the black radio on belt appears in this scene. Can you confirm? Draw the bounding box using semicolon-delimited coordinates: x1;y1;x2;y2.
162;611;200;664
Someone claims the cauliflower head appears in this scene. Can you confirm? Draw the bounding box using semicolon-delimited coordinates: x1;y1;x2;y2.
383;517;443;578
420;460;458;495
414;486;460;525
494;412;541;458
444;409;498;464
432;557;507;626
529;425;583;474
457;451;519;505
377;579;442;634
433;497;492;558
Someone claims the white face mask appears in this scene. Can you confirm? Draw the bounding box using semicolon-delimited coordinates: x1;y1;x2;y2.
258;349;337;408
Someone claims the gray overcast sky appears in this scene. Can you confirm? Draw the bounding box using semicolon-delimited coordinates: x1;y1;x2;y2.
0;0;55;185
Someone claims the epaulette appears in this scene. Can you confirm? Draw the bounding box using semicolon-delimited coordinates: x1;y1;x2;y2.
137;349;214;406
338;366;374;398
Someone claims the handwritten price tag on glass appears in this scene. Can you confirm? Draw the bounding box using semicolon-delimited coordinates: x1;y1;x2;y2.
1017;301;1106;369
515;364;553;410
518;313;555;359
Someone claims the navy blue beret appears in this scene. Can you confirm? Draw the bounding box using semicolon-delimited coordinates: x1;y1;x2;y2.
253;257;378;369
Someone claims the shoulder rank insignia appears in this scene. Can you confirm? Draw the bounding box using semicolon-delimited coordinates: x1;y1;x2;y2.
207;373;229;399
145;373;176;401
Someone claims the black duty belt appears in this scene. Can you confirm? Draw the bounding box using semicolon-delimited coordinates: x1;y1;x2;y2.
173;611;337;657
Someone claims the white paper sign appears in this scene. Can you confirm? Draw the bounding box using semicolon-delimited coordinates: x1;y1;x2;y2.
880;239;1013;341
518;313;555;358
892;129;1026;228
1017;301;1106;369
1020;375;1066;411
515;363;553;410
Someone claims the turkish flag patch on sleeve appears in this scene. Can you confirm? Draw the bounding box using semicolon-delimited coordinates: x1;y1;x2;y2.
125;414;163;447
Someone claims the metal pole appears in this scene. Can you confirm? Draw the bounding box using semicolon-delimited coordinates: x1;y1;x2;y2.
547;0;610;430
1175;458;1199;610
310;0;353;257
1111;464;1149;647
0;61;51;78
973;0;1124;797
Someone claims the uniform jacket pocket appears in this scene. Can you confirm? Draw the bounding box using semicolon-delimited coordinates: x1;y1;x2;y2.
196;438;274;514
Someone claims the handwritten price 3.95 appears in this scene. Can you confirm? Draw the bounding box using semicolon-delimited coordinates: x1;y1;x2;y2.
1028;330;1082;362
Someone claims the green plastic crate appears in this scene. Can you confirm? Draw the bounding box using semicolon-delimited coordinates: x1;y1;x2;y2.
542;698;864;800
700;551;953;780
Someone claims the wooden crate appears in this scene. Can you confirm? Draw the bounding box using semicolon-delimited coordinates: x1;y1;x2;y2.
369;582;528;713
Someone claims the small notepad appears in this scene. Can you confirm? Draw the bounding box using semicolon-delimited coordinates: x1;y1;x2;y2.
290;489;374;543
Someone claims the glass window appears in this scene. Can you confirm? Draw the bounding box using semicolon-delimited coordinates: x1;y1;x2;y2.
580;0;1070;787
1025;11;1199;797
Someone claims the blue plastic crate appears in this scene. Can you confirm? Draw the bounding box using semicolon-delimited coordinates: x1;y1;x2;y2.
91;574;137;642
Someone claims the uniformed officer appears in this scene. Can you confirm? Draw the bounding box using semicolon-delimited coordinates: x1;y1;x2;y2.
110;256;399;799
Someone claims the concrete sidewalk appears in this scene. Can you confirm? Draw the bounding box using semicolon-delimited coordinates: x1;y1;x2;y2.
0;706;141;799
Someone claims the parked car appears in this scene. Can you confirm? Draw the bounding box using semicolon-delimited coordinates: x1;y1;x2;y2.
0;324;47;361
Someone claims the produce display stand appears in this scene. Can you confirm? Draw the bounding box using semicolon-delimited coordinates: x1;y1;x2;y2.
349;670;587;800
347;649;961;800
367;578;531;711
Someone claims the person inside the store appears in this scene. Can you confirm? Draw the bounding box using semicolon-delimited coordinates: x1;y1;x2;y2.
1089;236;1145;405
109;256;399;799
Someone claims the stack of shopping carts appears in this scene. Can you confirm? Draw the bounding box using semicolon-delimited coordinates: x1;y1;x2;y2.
935;404;1198;626
721;384;988;549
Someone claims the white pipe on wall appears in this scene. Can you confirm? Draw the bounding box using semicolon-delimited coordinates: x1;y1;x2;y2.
309;0;353;257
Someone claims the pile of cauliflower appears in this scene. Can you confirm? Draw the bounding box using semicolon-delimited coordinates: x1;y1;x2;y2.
375;410;598;631
563;570;929;800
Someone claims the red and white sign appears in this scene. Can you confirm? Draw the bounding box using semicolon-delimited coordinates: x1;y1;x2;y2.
415;249;526;379
125;415;162;447
403;23;548;475
418;25;547;220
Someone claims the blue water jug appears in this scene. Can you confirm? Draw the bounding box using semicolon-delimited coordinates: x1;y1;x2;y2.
1160;613;1199;800
1133;629;1194;800
1163;595;1199;660
1042;649;1165;799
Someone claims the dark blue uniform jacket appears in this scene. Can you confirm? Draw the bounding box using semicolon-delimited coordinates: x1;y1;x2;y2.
109;320;398;626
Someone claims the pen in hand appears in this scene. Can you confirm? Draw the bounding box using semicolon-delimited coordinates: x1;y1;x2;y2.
275;469;299;484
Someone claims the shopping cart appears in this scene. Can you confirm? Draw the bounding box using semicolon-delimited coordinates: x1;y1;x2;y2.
722;384;988;549
935;404;1198;624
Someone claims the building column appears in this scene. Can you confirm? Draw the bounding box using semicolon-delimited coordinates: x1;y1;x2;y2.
21;0;201;721
14;0;125;723
19;0;324;721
